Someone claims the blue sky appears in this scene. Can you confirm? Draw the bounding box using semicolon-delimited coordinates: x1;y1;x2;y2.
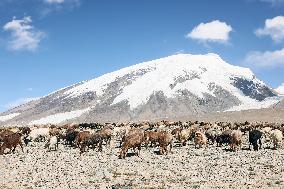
0;0;284;112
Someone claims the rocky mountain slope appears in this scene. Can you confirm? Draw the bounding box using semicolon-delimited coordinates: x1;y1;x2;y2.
0;53;280;125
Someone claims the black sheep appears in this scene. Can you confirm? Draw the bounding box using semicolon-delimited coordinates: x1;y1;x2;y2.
216;130;232;147
249;130;262;151
65;130;79;146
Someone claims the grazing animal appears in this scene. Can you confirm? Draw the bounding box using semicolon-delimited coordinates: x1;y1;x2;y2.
179;128;193;146
64;129;79;146
229;130;243;151
80;133;103;154
171;128;182;141
0;130;14;139
144;131;161;147
194;131;208;149
205;128;221;145
44;136;59;151
157;132;173;155
119;133;144;159
0;133;23;155
269;129;283;149
29;128;50;142
216;130;232;147
97;127;112;145
249;130;262;151
121;129;143;147
20;127;31;136
75;131;91;148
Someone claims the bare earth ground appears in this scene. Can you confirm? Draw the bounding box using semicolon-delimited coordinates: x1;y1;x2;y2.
176;108;284;123
1;135;284;189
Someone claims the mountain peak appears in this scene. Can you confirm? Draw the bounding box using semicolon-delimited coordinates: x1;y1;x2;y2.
0;53;279;125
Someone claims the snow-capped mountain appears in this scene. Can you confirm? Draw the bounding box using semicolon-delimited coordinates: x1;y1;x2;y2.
0;53;280;125
276;83;284;95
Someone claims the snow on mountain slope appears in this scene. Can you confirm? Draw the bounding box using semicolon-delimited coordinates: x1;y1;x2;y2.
276;83;284;95
30;108;90;125
226;96;281;111
0;53;279;124
64;53;273;110
0;113;20;122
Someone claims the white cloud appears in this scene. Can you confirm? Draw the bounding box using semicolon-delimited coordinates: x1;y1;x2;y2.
244;48;284;67
3;16;45;51
5;97;40;109
186;20;233;44
40;0;81;16
44;0;65;4
255;16;284;42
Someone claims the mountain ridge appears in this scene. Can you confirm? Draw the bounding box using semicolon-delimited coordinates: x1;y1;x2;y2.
0;53;280;125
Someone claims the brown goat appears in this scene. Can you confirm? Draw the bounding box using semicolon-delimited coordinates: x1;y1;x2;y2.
75;131;91;148
0;133;23;155
80;133;103;154
0;130;14;139
144;131;161;147
119;133;144;159
229;130;243;151
157;132;173;155
97;128;112;145
171;128;182;141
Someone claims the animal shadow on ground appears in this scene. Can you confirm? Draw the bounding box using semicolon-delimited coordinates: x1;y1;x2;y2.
153;150;163;155
126;152;138;157
222;148;246;152
263;146;277;150
240;147;251;151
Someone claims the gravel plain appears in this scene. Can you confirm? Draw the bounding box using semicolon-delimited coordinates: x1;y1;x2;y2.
1;136;284;189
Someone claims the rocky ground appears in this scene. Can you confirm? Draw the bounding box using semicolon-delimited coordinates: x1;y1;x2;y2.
1;137;284;189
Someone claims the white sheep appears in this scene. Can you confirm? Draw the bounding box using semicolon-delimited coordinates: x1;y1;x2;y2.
44;136;58;151
194;131;208;149
269;129;283;149
29;128;50;142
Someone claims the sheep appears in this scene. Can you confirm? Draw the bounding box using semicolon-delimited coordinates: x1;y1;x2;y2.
157;132;173;155
80;133;103;154
121;128;144;147
249;130;263;151
216;129;232;147
144;131;161;148
229;130;243;151
205;128;222;145
194;131;208;149
269;129;283;149
44;136;59;151
179;128;193;146
0;133;23;155
0;130;14;140
119;132;144;159
75;131;91;148
97;127;112;145
19;127;31;136
29;128;50;142
171;128;182;141
64;129;79;146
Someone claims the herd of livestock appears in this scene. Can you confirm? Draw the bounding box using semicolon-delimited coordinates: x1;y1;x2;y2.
0;120;284;158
